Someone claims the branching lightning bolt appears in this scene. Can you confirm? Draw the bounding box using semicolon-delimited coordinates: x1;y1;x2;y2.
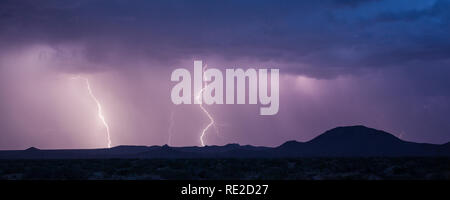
196;64;217;147
73;76;112;148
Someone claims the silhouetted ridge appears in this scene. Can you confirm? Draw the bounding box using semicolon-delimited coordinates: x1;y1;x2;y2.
310;125;402;145
107;145;149;155
25;147;39;151
1;126;449;159
276;140;304;152
305;126;406;156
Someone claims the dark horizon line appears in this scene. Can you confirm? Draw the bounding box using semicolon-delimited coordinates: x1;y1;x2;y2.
1;125;449;151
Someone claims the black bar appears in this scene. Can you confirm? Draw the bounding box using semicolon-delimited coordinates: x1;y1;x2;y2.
1;180;448;199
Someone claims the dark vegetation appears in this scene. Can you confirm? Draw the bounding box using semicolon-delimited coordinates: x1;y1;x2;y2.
0;158;449;180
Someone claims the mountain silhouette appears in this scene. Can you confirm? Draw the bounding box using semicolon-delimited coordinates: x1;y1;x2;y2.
276;126;449;156
1;125;449;159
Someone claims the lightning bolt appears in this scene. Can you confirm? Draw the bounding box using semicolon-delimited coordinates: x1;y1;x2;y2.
196;64;217;147
73;76;112;148
167;109;175;146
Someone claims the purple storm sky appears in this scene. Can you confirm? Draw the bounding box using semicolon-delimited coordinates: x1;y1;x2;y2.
1;0;450;149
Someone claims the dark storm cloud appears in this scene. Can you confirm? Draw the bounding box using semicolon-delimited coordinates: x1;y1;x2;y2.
1;0;449;77
1;0;450;149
